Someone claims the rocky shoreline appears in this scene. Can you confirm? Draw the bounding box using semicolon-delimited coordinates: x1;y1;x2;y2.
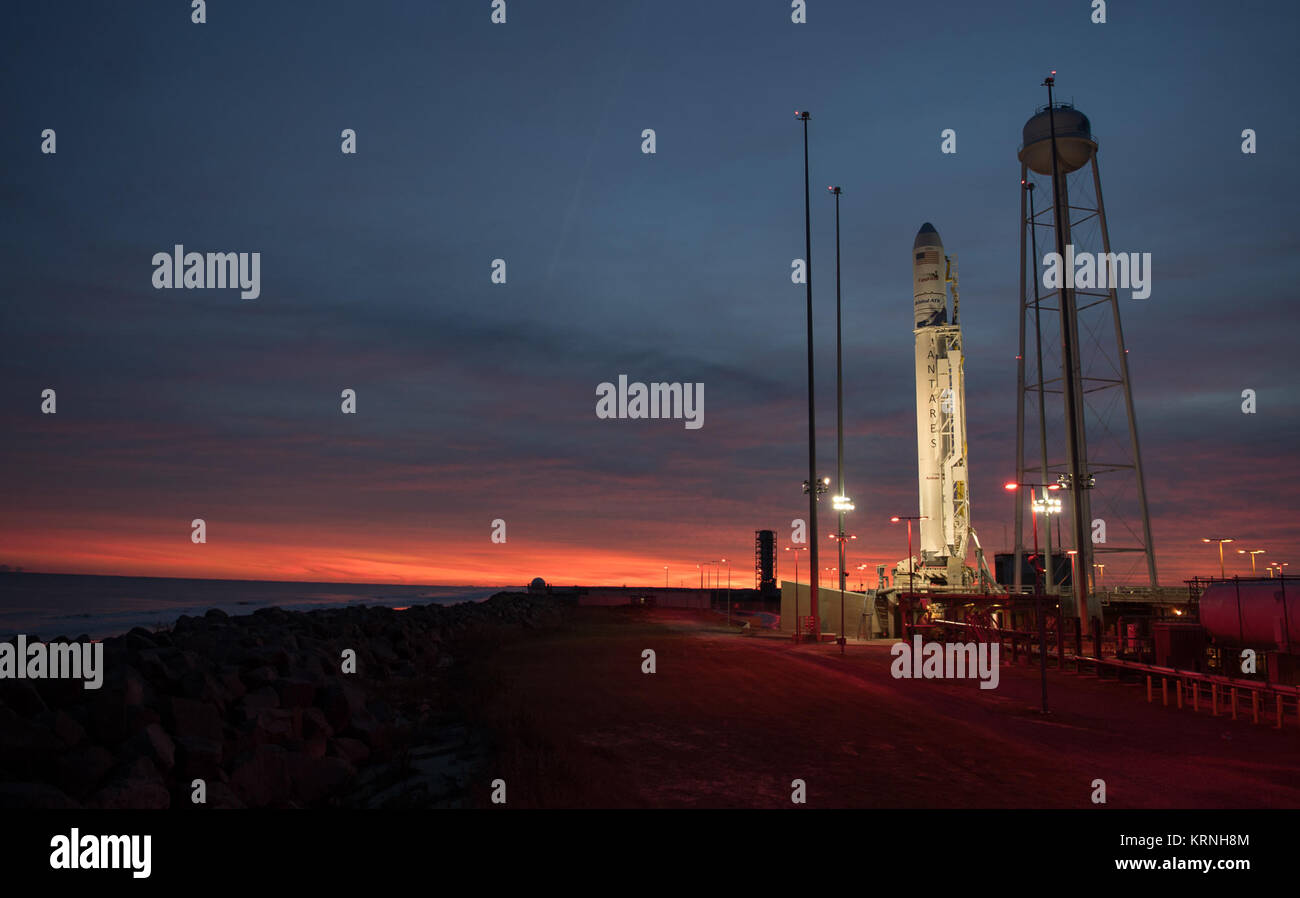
0;592;565;808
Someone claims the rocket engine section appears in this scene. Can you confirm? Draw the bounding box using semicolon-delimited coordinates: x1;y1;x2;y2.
911;223;971;581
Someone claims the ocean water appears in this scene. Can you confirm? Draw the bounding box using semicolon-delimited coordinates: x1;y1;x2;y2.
0;573;509;640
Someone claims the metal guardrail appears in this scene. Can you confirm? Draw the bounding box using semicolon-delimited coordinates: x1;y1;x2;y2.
1079;655;1300;728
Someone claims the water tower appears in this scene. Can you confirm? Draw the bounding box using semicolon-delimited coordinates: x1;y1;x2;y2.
1012;75;1157;624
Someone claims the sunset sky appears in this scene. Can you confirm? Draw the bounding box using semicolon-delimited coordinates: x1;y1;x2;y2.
2;1;1297;589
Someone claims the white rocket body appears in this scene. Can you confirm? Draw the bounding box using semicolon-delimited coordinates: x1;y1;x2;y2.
912;223;970;574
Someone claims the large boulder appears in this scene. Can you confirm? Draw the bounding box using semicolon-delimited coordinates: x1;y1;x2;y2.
88;757;170;809
229;745;291;807
127;723;175;773
283;752;356;804
329;737;369;766
0;682;47;717
165;696;224;744
38;710;85;748
0;707;62;767
273;676;318;708
0;782;80;809
55;745;116;798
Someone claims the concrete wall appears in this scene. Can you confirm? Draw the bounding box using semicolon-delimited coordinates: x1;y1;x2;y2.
575;587;711;609
780;580;881;638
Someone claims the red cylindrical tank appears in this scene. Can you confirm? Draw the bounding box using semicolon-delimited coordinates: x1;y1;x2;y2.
1199;581;1300;651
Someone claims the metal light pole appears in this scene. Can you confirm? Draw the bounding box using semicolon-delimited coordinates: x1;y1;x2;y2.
1024;487;1048;715
1237;548;1265;575
890;516;925;595
1025;179;1055;594
664;565;669;588
1202;538;1234;579
700;560;720;605
1036;559;1049;713
1005;481;1061;589
1044;72;1093;625
890;516;926;640
785;545;808;642
725;559;731;626
1005;480;1055;713
829;532;856;653
1030;488;1049;714
1030;488;1041;592
829;185;847;597
796;110;820;633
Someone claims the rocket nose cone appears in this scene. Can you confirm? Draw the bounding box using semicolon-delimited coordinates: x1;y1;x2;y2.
913;222;943;250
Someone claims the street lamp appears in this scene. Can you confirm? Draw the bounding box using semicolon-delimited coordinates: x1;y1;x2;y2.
785;545;808;642
828;532;857;653
803;476;832;495
700;560;721;598
1202;538;1234;579
795;109;821;635
803;475;832;630
1237;548;1266;575
1092;563;1105;591
663;565;669;588
723;558;731;626
828;184;851;599
889;516;927;600
1035;492;1063;574
1007;482;1058;715
1005;481;1061;593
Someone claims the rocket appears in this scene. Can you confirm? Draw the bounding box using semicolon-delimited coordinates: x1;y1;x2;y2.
912;223;970;577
